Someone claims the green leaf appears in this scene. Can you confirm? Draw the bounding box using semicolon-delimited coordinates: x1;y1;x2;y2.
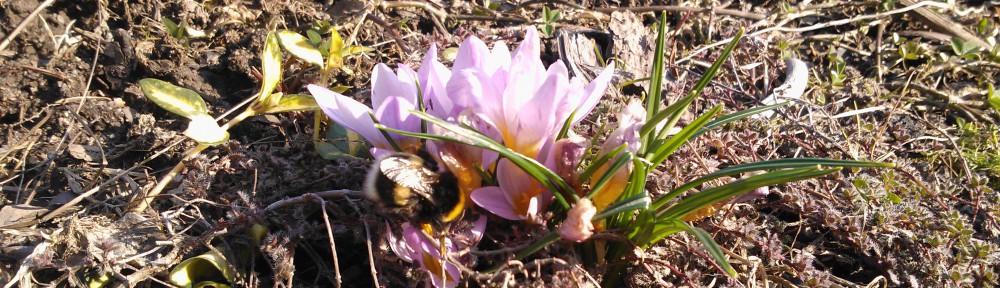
306;29;322;45
327;29;344;69
543;7;560;22
647;104;723;168
169;250;236;287
343;46;375;56
512;232;561;265
162;17;181;38
261;93;319;114
660;220;736;276
692;102;790;138
593;193;650;221
988;83;1000;112
640;94;693;140
651;158;895;209
259;32;283;106
578;143;627;184
138;78;209;119
642;219;685;249
276;30;325;68
658;166;840;219
950;37;980;56
317;122;367;159
645;12;669;121
886;191;902;204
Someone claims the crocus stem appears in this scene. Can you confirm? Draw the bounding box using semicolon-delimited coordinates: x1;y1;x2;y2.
128;143;208;213
128;108;257;213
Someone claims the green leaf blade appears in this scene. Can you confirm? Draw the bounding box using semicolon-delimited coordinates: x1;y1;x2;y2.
260;32;283;106
276;30;325;68
262;94;319;114
138;78;209;119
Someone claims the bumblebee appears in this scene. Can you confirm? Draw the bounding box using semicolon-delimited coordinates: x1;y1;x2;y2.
362;150;465;229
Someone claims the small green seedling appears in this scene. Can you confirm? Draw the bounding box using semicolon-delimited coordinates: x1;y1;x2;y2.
950;37;982;61
827;54;848;87
988;83;1000;113
161;17;207;44
539;7;561;36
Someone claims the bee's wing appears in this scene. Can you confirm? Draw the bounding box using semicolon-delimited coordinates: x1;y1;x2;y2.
379;155;438;198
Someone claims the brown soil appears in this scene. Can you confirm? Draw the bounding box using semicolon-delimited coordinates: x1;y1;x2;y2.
2;0;999;287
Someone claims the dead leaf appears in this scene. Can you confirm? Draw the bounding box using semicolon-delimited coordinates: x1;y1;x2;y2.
0;205;48;227
67;144;104;163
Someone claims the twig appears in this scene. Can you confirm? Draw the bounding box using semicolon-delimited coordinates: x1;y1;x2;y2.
596;5;766;21
346;198;381;288
0;0;56;53
514;0;587;11
314;195;343;288
679;0;948;63
379;1;531;23
899;0;992;50
264;189;361;212
365;14;412;55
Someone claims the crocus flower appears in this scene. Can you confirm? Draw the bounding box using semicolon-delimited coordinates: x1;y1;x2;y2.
386;216;486;288
558;198;597;242
590;100;645;212
309;64;422;156
463;29;615;220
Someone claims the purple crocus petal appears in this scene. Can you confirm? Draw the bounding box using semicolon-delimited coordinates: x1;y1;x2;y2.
371;63;418;109
510;29;540;64
469;215;487;244
396;64;419;103
453;35;490;73
387;222;416;263
374;97;420;146
369;147;395;160
486;42;511;89
503;44;544;114
511;61;567;154
417;240;461;288
553;76;586;127
448;68;502;127
308;84;389;148
571;64;615;125
470;186;523;220
418;45;454;118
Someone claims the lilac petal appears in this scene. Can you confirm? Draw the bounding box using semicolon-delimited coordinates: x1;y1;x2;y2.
374;97;420;145
453;36;490;73
448;68;502;125
386;222;416;263
496;159;533;204
369;147;394;159
418;240;460;288
511;29;540;63
308;85;389;148
571;64;615;125
469;215;487;244
486;42;511;86
511;62;567;152
471;186;523;220
371;63;418;109
503;55;544;113
418;45;454;118
504;34;544;104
